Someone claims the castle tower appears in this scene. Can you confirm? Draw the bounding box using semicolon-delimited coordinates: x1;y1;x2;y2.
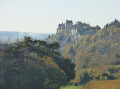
57;23;65;33
66;20;73;31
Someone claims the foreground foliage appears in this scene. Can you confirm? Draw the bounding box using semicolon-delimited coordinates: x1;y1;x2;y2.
0;37;75;89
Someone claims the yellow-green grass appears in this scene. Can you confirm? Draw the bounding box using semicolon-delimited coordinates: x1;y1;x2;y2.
82;79;120;89
61;85;82;89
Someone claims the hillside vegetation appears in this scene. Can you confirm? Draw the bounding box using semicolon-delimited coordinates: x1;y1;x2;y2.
61;20;120;83
46;19;120;84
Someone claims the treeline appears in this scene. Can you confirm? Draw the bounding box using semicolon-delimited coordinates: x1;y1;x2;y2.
0;37;75;89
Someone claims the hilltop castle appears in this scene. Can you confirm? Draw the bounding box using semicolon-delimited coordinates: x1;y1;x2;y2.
57;20;101;36
57;20;78;36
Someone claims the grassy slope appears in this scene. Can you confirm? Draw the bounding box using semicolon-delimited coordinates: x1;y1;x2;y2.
82;79;120;89
61;85;82;89
61;79;120;89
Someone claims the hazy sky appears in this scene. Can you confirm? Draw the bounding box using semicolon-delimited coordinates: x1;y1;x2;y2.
0;0;120;33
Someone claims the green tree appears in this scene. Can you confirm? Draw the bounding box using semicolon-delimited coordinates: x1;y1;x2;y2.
0;37;75;89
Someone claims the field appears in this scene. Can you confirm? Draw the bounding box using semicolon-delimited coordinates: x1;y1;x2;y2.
82;80;120;89
61;85;82;89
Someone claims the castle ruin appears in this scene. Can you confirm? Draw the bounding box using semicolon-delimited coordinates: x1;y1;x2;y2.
57;20;79;36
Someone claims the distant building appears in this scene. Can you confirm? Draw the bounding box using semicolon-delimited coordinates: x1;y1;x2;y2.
71;24;78;36
57;23;65;33
66;20;73;31
56;20;73;33
56;20;101;44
